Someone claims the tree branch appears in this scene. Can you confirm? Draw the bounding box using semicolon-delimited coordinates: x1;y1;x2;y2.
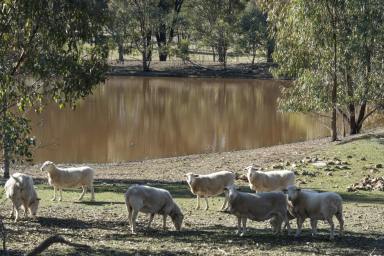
26;235;90;256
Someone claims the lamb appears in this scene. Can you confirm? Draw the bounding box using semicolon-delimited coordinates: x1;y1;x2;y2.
286;185;344;239
124;184;184;234
40;161;95;201
246;166;295;192
185;171;235;210
225;185;290;236
4;173;40;222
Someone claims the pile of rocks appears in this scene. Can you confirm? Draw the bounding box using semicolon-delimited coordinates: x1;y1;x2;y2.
347;175;384;192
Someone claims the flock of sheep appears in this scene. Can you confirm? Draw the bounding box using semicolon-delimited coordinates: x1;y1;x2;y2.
4;161;344;240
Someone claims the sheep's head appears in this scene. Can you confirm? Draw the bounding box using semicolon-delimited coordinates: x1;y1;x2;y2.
224;184;239;201
170;205;184;231
40;161;55;172
29;198;40;217
286;185;301;201
185;173;198;185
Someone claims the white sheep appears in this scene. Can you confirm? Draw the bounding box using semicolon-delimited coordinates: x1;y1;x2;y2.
185;171;235;210
40;161;95;201
4;173;40;222
225;185;290;236
124;184;184;234
286;185;344;239
246;166;295;192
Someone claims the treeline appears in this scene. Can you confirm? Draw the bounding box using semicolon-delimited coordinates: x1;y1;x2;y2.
107;0;271;70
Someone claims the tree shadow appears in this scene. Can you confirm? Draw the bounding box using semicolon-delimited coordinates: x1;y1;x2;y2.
338;191;384;204
73;201;125;206
93;179;194;199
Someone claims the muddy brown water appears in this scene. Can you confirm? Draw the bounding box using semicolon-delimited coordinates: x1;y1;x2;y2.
30;76;329;163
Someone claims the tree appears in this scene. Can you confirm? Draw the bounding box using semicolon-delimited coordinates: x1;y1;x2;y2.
123;0;160;71
107;0;132;63
0;0;109;178
237;1;267;65
263;0;384;140
154;0;184;61
190;0;245;68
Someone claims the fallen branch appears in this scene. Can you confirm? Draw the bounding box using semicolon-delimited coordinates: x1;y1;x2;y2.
27;235;90;256
0;218;8;256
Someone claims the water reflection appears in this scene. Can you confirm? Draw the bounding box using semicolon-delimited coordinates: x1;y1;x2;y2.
31;77;329;163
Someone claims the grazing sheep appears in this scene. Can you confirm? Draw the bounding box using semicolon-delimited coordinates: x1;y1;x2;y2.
246;166;295;192
185;171;235;210
4;173;40;222
125;185;184;234
225;185;290;236
286;185;344;239
40;161;95;201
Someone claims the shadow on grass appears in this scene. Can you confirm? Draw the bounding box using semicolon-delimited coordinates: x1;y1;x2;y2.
336;132;384;145
100;224;384;255
73;201;125;206
94;179;194;199
44;247;195;256
38;216;91;229
338;191;384;204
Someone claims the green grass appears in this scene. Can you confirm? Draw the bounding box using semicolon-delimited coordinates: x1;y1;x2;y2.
1;135;384;255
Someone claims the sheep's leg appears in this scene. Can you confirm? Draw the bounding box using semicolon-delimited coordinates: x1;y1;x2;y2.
195;196;200;210
236;217;242;235
126;205;132;226
131;210;139;234
148;213;155;228
51;187;57;201
336;212;344;237
240;217;247;236
58;188;63;202
327;218;335;240
78;186;86;201
310;219;318;236
14;206;20;222
220;194;228;211
23;203;28;219
162;215;167;230
10;204;15;219
90;184;95;201
295;217;304;238
204;197;209;211
285;216;291;235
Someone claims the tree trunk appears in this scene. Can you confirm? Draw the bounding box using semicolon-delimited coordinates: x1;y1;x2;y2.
2;100;10;179
118;42;124;63
142;32;152;72
212;47;216;62
330;4;338;141
266;38;274;63
156;28;168;61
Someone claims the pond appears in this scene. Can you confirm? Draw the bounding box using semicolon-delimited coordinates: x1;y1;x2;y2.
31;76;329;163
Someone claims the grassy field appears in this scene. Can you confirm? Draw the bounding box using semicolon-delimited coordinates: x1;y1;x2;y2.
1;134;384;255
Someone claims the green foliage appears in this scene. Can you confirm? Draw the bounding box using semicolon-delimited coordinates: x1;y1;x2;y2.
0;0;109;177
237;1;267;64
265;0;384;134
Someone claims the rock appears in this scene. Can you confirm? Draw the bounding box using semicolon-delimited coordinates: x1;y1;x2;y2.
312;162;327;168
347;175;384;192
375;163;383;168
327;161;336;165
272;164;284;169
361;157;367;161
285;161;291;166
341;165;350;170
347;155;353;159
327;172;333;176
